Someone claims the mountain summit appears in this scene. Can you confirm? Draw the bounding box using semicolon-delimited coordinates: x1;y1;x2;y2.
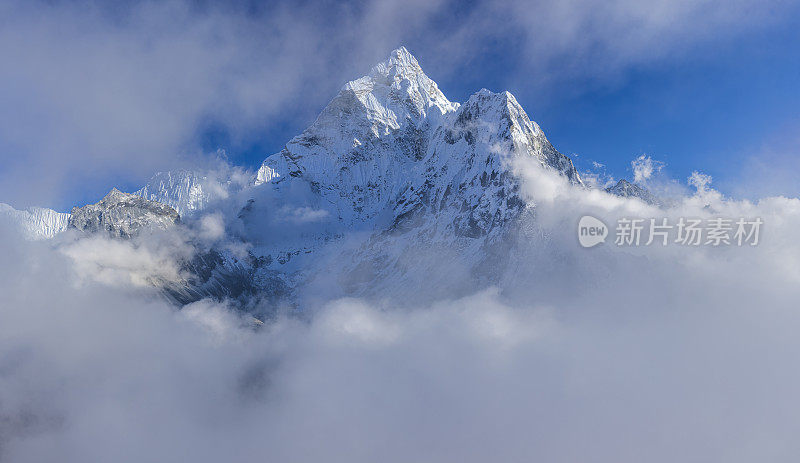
344;46;457;127
255;48;580;227
242;48;585;304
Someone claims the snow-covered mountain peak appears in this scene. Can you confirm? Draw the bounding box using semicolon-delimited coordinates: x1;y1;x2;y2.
332;46;456;133
253;48;463;221
345;46;456;121
254;48;582;225
370;46;422;79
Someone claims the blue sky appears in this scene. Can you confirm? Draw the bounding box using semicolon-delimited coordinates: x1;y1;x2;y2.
539;19;800;196
1;0;799;210
205;13;800;195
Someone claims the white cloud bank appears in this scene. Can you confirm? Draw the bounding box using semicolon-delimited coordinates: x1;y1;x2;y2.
3;161;800;462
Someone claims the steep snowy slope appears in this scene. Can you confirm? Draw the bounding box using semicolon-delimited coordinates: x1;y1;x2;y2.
0;204;70;239
135;170;211;217
135;163;250;217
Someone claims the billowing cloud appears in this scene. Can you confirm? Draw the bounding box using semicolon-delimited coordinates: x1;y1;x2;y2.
3;159;800;461
198;213;226;242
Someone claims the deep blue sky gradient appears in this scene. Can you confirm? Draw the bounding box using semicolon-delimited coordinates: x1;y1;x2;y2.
191;12;799;199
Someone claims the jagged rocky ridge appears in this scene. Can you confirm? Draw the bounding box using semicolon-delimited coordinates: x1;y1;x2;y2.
69;188;180;238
